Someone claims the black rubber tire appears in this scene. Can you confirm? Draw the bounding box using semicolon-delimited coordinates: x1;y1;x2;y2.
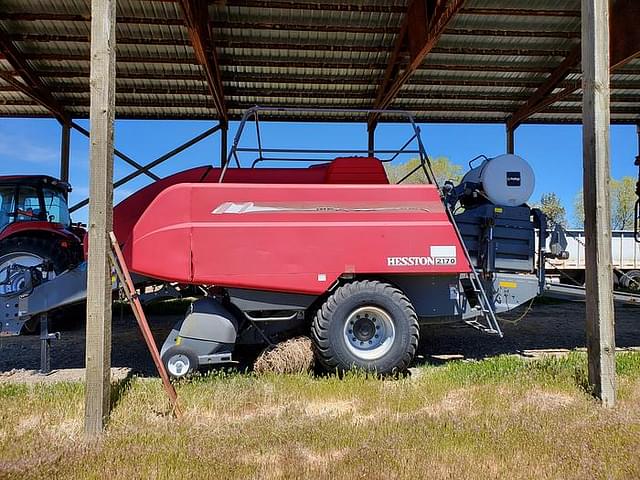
0;236;75;274
622;270;640;292
311;280;419;375
162;346;199;379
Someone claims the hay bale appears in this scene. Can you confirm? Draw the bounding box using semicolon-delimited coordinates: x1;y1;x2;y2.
254;336;315;375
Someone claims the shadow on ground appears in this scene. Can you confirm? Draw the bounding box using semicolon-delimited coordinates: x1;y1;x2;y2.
1;300;638;376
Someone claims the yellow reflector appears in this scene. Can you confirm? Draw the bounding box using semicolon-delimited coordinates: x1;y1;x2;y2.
494;207;503;213
499;281;517;289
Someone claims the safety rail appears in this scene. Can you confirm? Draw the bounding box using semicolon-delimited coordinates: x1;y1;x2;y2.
218;106;438;187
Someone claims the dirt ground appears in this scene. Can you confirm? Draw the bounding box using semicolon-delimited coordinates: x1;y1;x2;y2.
0;299;638;376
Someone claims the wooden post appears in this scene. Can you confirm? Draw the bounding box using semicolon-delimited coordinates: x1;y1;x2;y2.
582;0;616;407
84;0;116;435
60;123;71;182
220;121;228;167
506;126;515;154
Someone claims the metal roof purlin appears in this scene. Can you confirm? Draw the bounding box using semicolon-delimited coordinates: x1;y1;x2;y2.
369;0;465;129
179;0;227;123
507;45;581;130
0;27;70;124
508;0;640;130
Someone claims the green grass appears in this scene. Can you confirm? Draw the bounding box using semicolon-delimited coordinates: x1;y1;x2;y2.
2;353;640;479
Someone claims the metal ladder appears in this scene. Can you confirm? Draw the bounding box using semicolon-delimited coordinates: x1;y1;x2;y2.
446;206;503;337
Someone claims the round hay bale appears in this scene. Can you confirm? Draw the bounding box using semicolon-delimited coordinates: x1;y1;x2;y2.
254;336;315;375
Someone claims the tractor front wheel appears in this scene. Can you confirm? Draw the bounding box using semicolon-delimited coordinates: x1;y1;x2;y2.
311;280;419;375
0;236;74;295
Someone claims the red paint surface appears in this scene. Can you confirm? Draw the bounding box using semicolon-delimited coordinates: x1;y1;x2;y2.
113;157;388;247
125;183;469;294
0;221;80;243
112;158;469;293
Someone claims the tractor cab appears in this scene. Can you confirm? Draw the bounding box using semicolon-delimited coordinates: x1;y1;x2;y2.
0;175;72;235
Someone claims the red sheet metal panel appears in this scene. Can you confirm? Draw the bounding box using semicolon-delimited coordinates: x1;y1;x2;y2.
125;182;470;294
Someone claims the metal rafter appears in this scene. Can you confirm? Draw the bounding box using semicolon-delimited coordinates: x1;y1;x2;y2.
0;27;70;124
0;26;158;182
369;0;465;127
179;0;227;122
507;0;640;129
507;45;581;129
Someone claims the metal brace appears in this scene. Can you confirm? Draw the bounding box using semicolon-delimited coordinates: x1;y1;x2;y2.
39;313;60;375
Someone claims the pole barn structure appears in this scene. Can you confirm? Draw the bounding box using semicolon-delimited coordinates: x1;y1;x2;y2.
0;0;639;433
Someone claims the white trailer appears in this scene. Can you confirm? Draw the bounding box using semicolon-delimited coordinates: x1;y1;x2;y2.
545;230;640;290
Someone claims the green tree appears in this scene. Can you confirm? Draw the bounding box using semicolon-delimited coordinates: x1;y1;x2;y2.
535;192;567;228
572;175;636;229
384;156;463;186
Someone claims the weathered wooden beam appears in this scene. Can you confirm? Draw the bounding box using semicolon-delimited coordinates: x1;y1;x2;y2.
0;28;70;124
84;0;116;436
179;0;227;122
370;0;465;127
581;0;616;408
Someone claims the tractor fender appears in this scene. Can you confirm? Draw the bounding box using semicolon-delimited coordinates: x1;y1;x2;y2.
0;221;82;245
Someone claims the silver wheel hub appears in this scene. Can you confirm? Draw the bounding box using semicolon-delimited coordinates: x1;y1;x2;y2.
167;354;191;377
0;253;47;295
343;306;395;361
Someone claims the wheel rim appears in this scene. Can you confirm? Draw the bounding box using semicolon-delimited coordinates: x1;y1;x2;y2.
343;306;395;361
167;354;191;377
628;275;640;293
0;252;46;295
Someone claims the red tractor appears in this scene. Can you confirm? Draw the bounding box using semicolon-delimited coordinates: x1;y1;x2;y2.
0;175;85;296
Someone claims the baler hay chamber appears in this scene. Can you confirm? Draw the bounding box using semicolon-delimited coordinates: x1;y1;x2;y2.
1;107;564;377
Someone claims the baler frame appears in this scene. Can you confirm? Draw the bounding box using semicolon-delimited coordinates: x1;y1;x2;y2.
220;106;439;186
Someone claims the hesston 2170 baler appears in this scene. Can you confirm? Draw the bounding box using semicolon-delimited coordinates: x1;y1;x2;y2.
0;107;568;377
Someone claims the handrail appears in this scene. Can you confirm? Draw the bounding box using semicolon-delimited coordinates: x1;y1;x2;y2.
218;106;436;184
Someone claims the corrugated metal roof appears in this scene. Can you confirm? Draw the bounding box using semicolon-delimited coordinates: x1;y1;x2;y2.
0;0;637;124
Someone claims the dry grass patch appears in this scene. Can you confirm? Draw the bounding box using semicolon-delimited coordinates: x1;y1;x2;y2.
1;352;640;479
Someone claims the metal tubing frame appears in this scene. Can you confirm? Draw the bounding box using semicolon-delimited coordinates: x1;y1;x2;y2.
69;123;222;212
71;122;160;182
60;123;71;182
219;106;436;184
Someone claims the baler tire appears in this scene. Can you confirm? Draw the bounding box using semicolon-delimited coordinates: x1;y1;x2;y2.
162;346;199;379
0;236;73;275
311;280;419;375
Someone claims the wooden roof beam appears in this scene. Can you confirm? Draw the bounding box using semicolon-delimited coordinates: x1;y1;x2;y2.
507;0;640;129
369;0;465;128
179;0;227;123
0;28;70;124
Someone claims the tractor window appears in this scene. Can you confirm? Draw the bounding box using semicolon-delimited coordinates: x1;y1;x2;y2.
16;186;44;222
0;186;15;230
42;188;71;226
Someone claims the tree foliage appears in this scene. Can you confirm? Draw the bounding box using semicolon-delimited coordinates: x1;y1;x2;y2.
573;176;637;230
535;192;567;228
384;156;463;186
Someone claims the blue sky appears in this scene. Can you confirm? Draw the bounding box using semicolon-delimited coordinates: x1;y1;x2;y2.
0;117;637;227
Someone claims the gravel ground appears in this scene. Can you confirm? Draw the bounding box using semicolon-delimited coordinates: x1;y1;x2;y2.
0;299;638;376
